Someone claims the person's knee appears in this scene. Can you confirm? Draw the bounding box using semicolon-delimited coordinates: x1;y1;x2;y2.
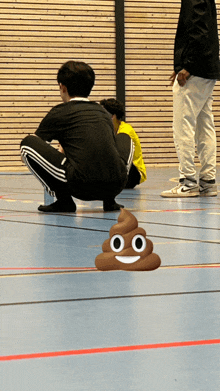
20;134;37;149
116;133;131;143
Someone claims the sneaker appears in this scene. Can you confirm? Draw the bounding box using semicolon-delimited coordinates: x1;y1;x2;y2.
38;200;76;213
161;182;200;198
103;201;124;212
199;179;218;197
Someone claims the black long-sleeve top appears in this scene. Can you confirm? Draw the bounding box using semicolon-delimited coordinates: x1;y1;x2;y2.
35;100;127;200
174;0;220;79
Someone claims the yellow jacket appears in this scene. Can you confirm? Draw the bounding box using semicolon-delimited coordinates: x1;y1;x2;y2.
118;121;147;183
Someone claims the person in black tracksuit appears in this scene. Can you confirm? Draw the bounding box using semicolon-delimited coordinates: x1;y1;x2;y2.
20;61;134;212
161;0;220;198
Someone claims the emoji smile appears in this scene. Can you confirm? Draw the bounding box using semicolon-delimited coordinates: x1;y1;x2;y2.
115;255;141;264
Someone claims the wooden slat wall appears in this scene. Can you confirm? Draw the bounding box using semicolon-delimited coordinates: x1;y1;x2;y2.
125;0;220;166
1;0;220;170
0;0;115;171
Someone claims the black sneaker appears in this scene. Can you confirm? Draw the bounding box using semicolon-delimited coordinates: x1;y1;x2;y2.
38;200;76;213
103;201;124;212
199;179;218;197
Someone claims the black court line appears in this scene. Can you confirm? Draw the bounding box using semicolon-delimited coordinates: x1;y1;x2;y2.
0;217;108;233
0;189;42;194
0;207;220;231
1;197;220;207
1;191;220;204
119;196;220;205
1;289;220;307
1;197;220;209
147;221;220;231
150;235;220;244
1;217;220;244
1;204;220;217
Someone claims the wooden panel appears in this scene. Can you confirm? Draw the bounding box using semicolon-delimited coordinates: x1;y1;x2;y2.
1;0;220;170
0;0;115;171
125;0;220;166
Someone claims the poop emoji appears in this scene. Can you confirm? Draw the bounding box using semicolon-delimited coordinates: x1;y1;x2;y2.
95;209;161;271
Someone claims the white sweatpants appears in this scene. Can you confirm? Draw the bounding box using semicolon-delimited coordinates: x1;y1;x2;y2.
173;76;216;182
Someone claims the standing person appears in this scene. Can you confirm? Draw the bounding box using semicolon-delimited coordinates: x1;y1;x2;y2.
161;0;220;198
100;98;147;189
20;61;134;212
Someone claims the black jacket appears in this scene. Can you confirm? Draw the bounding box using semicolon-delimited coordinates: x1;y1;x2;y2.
174;0;220;79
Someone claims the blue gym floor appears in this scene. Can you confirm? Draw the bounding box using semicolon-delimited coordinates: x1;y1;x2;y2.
1;167;220;391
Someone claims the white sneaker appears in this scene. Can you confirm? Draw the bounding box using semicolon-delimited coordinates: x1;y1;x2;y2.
161;183;200;198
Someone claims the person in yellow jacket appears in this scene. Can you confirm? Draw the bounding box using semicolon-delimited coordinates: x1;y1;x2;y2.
100;98;147;189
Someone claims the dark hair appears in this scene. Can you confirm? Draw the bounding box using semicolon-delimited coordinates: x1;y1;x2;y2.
100;98;125;120
57;60;95;97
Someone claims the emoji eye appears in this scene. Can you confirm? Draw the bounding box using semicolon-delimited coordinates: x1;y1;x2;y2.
110;235;125;252
132;235;146;252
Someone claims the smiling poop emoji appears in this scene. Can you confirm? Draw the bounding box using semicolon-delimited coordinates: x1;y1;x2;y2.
95;209;161;271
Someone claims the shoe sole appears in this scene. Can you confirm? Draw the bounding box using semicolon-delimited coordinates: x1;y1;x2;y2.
199;192;217;197
38;205;76;212
161;192;199;198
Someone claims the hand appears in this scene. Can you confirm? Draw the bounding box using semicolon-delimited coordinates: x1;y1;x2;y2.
58;144;65;154
177;69;190;87
169;71;176;86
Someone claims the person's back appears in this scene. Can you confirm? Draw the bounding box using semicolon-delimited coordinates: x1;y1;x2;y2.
35;100;127;198
21;61;132;212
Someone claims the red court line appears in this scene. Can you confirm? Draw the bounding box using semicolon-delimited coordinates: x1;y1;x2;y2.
0;267;96;271
144;208;209;212
1;339;220;361
165;264;220;269
161;208;205;212
1;264;220;272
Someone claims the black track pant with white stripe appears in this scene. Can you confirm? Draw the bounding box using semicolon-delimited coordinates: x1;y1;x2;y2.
20;134;134;201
